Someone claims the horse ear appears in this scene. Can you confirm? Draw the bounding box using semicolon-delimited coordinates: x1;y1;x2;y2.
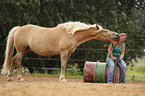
90;24;96;29
96;25;99;30
96;24;103;32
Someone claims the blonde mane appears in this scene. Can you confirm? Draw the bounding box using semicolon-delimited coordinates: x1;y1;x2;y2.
57;21;96;36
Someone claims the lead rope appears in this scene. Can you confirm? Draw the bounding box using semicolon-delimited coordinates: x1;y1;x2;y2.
117;61;133;84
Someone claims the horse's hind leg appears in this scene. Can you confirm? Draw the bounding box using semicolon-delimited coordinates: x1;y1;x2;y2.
7;55;17;81
7;52;24;81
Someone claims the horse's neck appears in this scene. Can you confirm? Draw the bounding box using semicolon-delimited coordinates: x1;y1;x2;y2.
72;30;97;46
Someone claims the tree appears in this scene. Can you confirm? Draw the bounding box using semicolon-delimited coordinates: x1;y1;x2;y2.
0;0;144;70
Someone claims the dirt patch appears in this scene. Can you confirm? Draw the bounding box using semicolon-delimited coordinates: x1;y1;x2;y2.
0;75;145;96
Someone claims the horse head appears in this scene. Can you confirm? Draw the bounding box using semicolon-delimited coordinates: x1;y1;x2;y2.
94;25;120;42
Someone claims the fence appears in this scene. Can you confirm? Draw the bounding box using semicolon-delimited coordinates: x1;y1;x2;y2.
0;42;109;72
0;42;144;73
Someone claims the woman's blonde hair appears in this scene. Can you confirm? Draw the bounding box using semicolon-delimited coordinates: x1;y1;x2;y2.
120;33;127;40
120;33;127;36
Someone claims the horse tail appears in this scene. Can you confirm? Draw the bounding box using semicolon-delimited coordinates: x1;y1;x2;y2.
1;26;20;75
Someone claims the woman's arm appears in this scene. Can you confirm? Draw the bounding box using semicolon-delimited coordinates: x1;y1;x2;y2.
108;41;117;58
108;44;113;58
120;44;125;59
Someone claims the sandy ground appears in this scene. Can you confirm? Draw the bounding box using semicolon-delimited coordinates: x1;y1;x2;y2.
0;75;145;96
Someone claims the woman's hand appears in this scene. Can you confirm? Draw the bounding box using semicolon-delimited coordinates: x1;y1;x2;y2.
112;57;117;60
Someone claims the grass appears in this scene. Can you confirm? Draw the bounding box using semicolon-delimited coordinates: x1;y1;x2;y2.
126;69;145;82
126;57;145;82
30;70;83;79
7;57;145;82
31;58;145;82
28;57;145;82
30;73;83;79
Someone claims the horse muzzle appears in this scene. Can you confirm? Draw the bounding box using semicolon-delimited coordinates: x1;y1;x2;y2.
113;33;120;41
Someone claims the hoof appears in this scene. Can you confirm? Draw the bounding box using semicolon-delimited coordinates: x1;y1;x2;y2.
7;78;13;82
19;78;25;82
17;76;25;82
59;77;67;83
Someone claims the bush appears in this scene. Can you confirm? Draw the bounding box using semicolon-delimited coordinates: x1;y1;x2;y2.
133;58;145;72
13;66;30;74
66;63;82;76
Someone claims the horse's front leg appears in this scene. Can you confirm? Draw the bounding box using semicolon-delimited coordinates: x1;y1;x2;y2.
59;51;71;82
16;53;24;82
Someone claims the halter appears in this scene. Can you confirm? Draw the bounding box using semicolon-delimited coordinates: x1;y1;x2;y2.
98;31;119;41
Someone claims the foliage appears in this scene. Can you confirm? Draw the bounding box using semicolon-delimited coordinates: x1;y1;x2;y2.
127;57;145;82
47;63;82;76
0;0;144;70
127;68;145;82
132;57;145;72
31;63;82;78
13;66;30;74
66;63;82;76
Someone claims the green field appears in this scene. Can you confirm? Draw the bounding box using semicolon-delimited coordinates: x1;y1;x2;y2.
3;57;144;82
30;57;145;82
126;57;145;82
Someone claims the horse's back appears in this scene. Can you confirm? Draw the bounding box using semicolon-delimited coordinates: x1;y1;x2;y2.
13;24;72;56
20;24;52;32
14;24;55;40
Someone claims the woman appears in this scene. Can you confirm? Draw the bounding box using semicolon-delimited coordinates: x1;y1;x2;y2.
106;33;127;84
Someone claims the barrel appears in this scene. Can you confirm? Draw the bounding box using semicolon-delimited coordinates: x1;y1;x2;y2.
83;61;120;83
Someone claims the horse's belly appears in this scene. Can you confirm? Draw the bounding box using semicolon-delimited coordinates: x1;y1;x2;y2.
30;46;60;57
28;36;60;56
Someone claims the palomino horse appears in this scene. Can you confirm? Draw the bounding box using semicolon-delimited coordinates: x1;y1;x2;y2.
2;21;120;82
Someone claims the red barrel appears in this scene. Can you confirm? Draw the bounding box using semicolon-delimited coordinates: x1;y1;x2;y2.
83;61;96;82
